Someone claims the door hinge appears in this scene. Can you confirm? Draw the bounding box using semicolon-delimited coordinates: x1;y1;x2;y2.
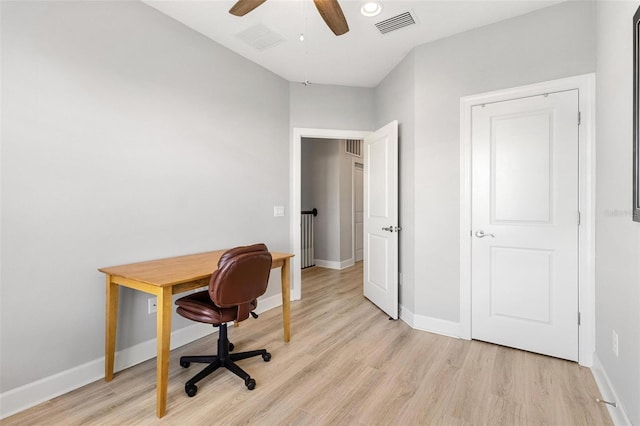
578;111;581;126
578;312;581;326
578;211;581;226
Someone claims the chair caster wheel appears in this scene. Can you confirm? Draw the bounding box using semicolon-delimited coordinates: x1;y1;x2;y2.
245;378;256;390
185;384;198;397
180;360;190;368
262;352;271;362
229;342;235;352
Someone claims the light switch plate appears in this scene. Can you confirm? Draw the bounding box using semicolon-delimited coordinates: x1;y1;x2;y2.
274;205;285;217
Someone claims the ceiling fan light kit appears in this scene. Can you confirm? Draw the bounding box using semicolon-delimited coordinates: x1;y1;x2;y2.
360;1;383;17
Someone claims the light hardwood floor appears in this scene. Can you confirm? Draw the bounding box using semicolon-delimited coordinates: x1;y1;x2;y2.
5;264;612;425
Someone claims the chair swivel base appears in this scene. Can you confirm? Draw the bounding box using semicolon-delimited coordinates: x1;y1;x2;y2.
179;323;271;397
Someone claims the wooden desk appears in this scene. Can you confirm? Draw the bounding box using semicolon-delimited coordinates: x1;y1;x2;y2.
98;250;294;418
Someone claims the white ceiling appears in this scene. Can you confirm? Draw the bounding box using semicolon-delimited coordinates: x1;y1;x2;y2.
144;0;564;88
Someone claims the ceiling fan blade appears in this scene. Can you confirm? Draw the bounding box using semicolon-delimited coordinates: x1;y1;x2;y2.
229;0;267;17
313;0;349;36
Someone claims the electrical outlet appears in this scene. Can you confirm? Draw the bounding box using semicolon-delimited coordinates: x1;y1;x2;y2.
612;330;619;357
148;297;157;314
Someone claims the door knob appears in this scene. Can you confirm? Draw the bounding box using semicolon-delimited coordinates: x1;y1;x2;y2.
475;230;495;238
382;226;402;232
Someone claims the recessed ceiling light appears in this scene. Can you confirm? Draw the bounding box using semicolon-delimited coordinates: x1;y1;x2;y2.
361;1;382;17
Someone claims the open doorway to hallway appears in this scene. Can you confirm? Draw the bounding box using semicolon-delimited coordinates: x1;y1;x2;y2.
300;137;364;293
291;122;399;321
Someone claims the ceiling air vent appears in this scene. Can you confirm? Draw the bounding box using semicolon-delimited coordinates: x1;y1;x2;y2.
375;11;417;34
345;139;362;157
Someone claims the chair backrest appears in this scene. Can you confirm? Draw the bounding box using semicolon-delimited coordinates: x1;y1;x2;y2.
209;244;272;314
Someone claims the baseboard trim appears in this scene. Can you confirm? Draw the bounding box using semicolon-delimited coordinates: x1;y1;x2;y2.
591;354;632;426
399;306;461;338
257;293;283;313
313;259;354;270
0;293;282;420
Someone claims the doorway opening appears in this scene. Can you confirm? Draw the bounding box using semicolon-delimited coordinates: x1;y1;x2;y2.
300;137;363;274
290;128;371;301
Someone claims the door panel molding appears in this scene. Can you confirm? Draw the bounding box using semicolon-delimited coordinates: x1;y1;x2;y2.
363;120;399;319
459;73;596;366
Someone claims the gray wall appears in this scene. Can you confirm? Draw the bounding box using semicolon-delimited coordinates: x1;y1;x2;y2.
1;1;289;392
595;1;640;423
301;141;315;211
412;0;596;321
375;52;416;311
289;83;375;131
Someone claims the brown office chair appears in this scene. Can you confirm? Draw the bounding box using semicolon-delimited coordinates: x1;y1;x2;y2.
175;243;272;396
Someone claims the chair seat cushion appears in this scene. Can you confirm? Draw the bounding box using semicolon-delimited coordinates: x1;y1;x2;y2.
175;291;257;324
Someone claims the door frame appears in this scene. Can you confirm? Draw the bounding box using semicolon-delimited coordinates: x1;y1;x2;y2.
459;73;596;366
352;160;364;263
291;128;371;301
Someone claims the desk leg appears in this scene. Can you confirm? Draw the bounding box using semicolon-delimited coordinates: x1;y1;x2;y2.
105;276;119;381
156;286;173;418
281;258;291;342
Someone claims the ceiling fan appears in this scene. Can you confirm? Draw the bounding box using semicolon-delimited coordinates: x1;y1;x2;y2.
229;0;349;36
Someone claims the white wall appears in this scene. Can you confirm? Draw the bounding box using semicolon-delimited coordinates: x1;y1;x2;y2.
412;0;596;321
0;0;289;393
594;1;640;423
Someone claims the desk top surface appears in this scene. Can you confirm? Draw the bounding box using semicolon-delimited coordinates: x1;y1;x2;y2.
99;250;294;287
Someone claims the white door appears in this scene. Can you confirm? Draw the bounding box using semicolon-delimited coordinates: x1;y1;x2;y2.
471;90;579;361
364;120;399;319
354;163;364;262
